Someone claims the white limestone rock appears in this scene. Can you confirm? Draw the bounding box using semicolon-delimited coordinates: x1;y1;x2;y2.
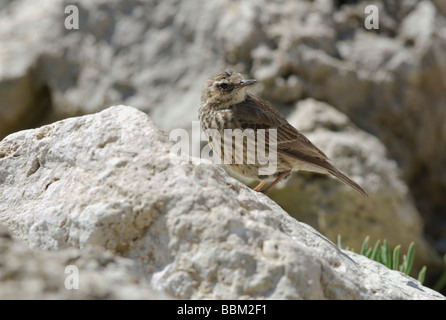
0;224;171;299
0;106;443;300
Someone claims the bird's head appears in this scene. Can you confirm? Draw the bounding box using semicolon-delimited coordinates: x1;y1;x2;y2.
201;70;257;108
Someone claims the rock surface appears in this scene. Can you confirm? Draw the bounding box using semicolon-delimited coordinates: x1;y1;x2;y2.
0;0;444;255
0;106;443;300
0;224;171;299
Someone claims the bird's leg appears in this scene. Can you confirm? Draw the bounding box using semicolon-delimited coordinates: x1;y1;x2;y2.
253;181;267;192
261;171;291;194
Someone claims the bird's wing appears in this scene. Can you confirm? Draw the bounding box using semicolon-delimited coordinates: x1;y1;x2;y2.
230;95;368;197
230;95;329;164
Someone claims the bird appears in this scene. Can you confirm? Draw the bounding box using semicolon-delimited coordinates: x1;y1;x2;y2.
198;70;368;196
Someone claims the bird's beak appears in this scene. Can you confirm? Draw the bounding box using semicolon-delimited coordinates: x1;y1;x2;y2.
237;79;257;88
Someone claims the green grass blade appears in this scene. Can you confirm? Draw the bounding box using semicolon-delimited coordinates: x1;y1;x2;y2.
386;241;392;268
418;266;427;285
360;236;370;256
381;240;392;268
392;245;401;271
371;240;381;261
400;254;407;273
337;236;428;287
380;242;387;266
404;242;415;275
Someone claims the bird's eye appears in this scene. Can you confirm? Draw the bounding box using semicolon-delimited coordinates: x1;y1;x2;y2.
219;83;229;90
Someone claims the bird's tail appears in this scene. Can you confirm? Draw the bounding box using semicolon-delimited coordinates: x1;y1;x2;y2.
327;168;368;197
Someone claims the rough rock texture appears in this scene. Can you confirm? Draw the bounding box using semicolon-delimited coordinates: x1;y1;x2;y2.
246;0;446;244
0;106;443;299
1;0;445;256
266;98;439;271
0;0;224;137
0;224;171;299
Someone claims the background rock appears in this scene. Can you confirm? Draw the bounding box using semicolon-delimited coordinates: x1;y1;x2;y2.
0;0;225;137
1;0;445;292
0;106;443;299
265;98;438;272
247;0;446;250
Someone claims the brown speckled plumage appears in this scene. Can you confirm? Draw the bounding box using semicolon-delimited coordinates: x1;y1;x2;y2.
198;70;368;196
